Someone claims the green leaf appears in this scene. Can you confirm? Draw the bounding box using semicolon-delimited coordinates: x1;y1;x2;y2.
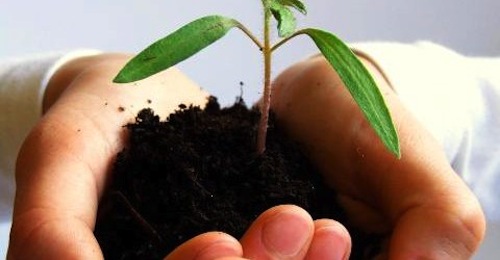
300;28;400;157
114;15;240;83
269;2;296;38
277;0;307;14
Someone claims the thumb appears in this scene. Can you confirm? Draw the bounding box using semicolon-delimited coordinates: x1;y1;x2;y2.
239;205;314;259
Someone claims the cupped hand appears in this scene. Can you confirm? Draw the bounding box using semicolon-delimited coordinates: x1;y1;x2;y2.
8;53;208;259
271;54;486;259
8;54;351;259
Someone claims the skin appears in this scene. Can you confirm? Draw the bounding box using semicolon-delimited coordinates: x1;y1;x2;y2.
7;52;486;259
7;54;350;259
271;54;486;259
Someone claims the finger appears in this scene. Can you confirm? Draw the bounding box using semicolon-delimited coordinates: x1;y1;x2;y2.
164;232;243;260
8;55;208;258
239;205;314;259
271;55;485;258
304;219;351;260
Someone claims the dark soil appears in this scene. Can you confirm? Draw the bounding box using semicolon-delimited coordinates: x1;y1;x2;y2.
94;97;383;259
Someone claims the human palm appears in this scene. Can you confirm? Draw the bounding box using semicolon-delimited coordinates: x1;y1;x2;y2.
271;55;486;259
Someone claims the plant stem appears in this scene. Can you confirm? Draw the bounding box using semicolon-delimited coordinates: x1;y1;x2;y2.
236;23;264;50
257;1;273;155
271;30;302;52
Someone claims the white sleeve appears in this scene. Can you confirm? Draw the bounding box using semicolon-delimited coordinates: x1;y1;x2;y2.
352;42;500;259
0;50;100;221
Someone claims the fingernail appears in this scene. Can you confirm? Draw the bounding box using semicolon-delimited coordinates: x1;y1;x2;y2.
261;210;312;257
313;224;350;260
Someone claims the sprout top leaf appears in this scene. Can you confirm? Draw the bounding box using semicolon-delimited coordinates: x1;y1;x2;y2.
269;2;297;37
268;0;307;38
277;0;307;14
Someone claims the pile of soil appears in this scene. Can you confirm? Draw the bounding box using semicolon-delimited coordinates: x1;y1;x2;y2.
94;97;382;259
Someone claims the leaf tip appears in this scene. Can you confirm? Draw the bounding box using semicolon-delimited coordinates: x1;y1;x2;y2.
386;134;401;159
392;145;402;159
112;72;129;84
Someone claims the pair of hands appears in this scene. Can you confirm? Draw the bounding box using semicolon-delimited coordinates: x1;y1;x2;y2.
8;54;485;259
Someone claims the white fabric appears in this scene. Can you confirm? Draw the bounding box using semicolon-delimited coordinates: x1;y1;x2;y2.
353;41;500;259
0;50;99;258
0;52;63;222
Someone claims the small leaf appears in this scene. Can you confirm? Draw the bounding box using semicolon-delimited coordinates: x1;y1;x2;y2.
278;0;307;14
114;15;240;83
300;28;400;157
269;2;296;38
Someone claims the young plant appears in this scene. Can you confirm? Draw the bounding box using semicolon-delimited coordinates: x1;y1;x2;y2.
113;0;400;157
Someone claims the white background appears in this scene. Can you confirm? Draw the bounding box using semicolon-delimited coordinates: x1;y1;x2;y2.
1;1;499;258
2;0;500;105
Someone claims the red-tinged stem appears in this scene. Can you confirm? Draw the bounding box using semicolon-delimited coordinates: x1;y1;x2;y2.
256;2;272;155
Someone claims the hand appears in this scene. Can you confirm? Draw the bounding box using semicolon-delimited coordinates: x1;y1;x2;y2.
8;54;351;259
167;205;351;260
8;53;206;258
270;54;486;259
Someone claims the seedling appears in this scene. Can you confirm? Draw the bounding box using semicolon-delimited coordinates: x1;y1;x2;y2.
113;0;400;157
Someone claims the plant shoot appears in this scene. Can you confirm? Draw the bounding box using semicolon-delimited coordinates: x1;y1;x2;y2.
113;0;401;158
